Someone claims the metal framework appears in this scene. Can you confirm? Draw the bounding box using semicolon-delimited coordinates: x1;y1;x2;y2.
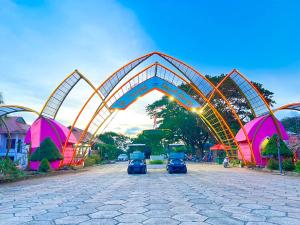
46;52;280;166
273;103;300;113
5;52;282;167
0;105;39;157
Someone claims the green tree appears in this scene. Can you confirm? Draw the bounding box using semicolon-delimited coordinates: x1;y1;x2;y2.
207;75;275;133
146;96;213;157
262;134;293;158
95;143;123;160
30;138;63;161
38;158;51;172
281;116;300;134
98;131;131;151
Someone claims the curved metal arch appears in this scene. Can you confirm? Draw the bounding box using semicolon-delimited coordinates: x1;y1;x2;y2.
273;103;300;113
0;105;39;117
40;70;103;119
151;53;256;161
71;63;246;165
212;69;283;139
62;52;256;165
0;105;39;158
80;63;225;145
208;69;270;118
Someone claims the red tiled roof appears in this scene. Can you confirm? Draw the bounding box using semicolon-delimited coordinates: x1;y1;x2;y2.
0;116;30;134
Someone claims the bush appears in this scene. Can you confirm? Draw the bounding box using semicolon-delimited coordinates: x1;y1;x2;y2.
84;157;96;167
267;158;279;170
31;138;63;162
295;161;300;173
38;158;51;172
230;159;241;167
262;135;293;158
149;160;164;164
282;159;295;171
0;157;25;178
89;154;101;164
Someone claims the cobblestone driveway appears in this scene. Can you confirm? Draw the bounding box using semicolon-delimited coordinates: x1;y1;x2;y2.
0;163;300;225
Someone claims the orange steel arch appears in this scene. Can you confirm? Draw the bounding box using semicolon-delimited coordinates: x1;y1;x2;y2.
85;63;231;147
210;69;284;139
273;103;300;113
40;69;104;119
56;52;265;166
68;62;247;165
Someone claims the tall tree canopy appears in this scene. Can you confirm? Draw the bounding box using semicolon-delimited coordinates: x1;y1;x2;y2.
98;131;131;151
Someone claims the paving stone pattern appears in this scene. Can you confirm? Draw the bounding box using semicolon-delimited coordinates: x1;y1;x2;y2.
0;163;299;225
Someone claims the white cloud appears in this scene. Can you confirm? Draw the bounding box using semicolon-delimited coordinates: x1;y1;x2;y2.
0;0;157;134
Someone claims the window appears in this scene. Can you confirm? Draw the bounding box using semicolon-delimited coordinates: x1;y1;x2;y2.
6;139;16;149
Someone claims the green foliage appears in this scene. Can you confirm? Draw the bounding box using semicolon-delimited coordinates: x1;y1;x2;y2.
84;157;96;167
96;143;123;160
267;158;279;170
89;154;101;164
281;116;300;134
131;129;171;155
98;131;131;151
30;138;63;162
0;157;24;178
282;159;295;171
146;97;213;157
295;161;300;172
149;160;164;164
38;158;50;172
172;146;186;153
230;159;241;167
262;135;293;158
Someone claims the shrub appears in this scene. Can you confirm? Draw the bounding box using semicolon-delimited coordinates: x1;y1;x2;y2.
38;158;51;172
149;160;164;164
262;135;293;158
267;158;279;170
230;159;241;167
31;138;63;162
0;157;25;178
89;154;101;164
295;161;300;173
282;159;295;171
84;157;96;167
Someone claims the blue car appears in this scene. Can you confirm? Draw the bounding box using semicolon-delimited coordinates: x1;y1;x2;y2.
167;152;187;174
127;159;147;174
127;151;147;174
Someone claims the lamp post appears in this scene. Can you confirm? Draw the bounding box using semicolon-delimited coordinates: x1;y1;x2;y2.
276;135;283;175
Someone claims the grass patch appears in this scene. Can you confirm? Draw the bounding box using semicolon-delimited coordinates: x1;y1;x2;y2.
149;160;164;164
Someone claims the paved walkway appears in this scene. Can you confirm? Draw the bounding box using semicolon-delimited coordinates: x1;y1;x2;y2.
0;163;300;225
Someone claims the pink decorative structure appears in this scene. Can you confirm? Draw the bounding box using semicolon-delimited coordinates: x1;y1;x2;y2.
25;117;77;170
235;115;288;166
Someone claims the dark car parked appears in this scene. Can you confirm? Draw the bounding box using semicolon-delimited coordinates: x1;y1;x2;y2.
127;151;147;174
167;152;187;174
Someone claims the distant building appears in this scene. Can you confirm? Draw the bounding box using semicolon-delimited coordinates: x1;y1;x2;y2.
0;116;30;167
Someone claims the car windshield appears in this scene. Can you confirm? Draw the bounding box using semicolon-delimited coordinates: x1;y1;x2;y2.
131;159;143;164
170;159;183;163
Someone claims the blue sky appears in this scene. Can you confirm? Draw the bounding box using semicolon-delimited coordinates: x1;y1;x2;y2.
1;0;300;135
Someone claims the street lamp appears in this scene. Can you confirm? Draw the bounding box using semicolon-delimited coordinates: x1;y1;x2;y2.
276;135;283;175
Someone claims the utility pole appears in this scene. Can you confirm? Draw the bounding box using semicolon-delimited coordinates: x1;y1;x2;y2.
276;135;283;175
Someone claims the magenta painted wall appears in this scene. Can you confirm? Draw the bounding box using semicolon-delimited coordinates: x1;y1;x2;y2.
236;115;288;166
25;117;77;170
